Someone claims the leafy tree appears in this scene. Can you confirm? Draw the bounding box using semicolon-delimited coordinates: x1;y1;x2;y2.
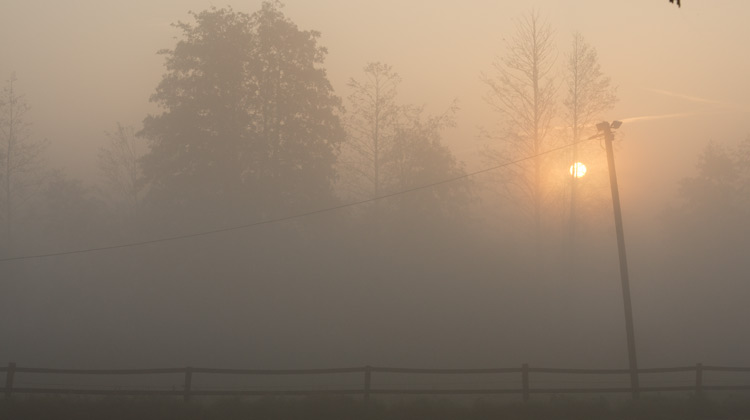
738;135;750;191
386;105;469;223
562;33;617;246
140;2;343;229
37;172;108;250
665;139;750;252
248;2;344;215
482;10;557;244
0;73;48;255
677;141;745;214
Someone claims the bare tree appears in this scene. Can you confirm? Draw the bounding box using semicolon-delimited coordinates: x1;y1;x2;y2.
563;33;617;246
482;10;557;244
98;123;145;224
342;63;469;223
0;73;48;254
341;62;400;202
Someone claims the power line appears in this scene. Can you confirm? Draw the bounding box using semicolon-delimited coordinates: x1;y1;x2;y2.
0;139;592;263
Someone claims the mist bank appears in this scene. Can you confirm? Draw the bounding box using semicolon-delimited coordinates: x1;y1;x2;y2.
1;2;749;378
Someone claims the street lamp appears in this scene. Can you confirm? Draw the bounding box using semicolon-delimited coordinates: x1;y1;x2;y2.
595;120;639;398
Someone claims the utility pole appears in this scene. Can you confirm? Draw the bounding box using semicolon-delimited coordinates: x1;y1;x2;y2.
597;120;639;399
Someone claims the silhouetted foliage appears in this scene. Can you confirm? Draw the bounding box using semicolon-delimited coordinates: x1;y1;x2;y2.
36;171;108;250
679;142;744;212
140;2;344;229
664;138;750;256
386;104;470;224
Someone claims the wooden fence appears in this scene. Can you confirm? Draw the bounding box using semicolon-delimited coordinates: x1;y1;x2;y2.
3;362;750;402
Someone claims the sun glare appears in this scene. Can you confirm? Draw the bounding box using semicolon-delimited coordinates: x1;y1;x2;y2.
570;162;587;178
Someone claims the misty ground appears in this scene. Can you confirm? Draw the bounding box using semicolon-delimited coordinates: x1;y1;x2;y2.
4;394;750;420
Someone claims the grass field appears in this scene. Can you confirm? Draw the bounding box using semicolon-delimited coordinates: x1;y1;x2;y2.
3;394;750;420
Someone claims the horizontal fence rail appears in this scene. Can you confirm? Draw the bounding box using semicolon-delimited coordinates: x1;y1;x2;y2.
3;362;750;401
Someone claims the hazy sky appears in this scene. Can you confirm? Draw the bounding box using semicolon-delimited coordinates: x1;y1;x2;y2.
2;0;749;221
3;1;750;376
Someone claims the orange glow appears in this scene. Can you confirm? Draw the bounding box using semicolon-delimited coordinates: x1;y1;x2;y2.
569;162;587;178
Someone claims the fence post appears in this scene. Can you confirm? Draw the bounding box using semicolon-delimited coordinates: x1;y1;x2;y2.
522;363;529;402
183;367;193;403
695;363;703;398
364;365;372;401
4;362;15;399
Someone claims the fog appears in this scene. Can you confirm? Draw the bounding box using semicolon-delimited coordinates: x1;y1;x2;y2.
1;0;749;390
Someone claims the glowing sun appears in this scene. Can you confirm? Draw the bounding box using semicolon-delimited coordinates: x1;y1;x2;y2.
569;162;587;178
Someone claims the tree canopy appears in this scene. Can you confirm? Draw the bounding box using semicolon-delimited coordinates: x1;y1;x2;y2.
664;138;750;252
140;2;344;229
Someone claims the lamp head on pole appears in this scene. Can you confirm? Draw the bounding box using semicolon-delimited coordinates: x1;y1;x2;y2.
597;121;623;132
596;121;623;142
